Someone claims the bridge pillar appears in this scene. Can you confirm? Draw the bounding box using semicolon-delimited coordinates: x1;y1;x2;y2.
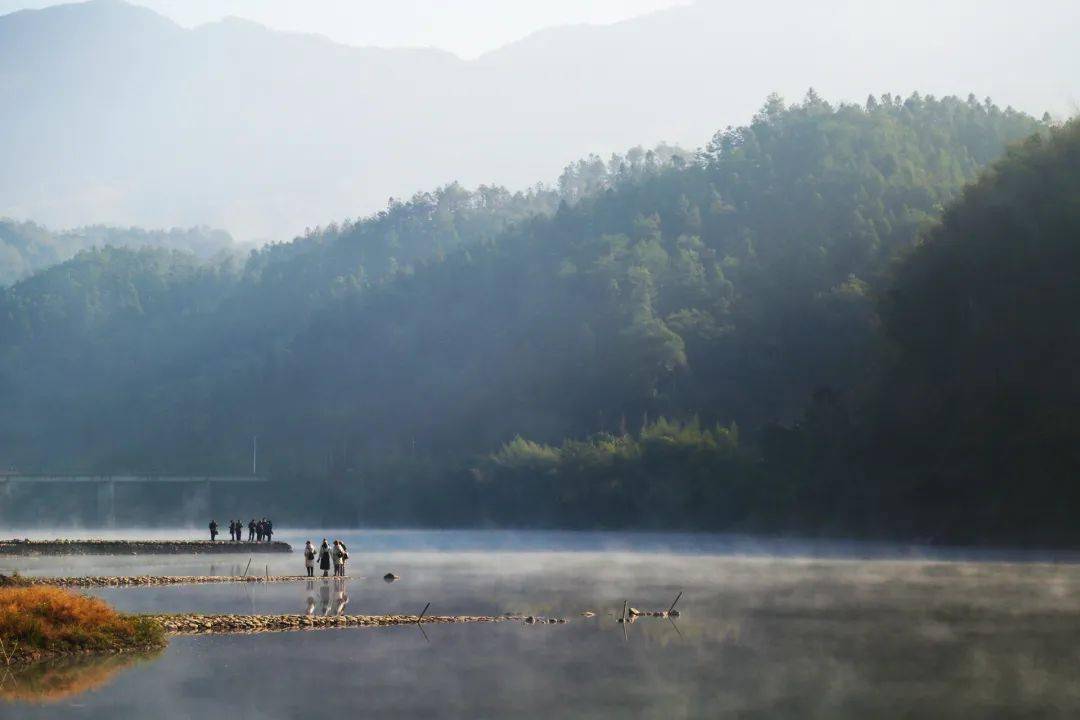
96;480;116;528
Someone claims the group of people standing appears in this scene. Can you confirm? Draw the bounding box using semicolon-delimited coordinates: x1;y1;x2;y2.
208;518;274;542
304;539;348;577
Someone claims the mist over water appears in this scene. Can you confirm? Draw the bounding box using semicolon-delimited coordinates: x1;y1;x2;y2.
4;530;1080;717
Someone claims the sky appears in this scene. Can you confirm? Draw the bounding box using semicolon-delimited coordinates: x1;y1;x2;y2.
0;0;690;57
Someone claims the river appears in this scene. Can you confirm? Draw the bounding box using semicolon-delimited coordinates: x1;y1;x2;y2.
1;529;1079;718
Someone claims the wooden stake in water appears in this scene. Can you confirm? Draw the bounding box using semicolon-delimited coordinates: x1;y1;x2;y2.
621;600;627;622
668;591;682;614
417;602;430;623
242;558;252;578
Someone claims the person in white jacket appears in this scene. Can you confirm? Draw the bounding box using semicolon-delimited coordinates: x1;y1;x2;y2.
331;540;341;577
332;540;349;577
303;540;316;577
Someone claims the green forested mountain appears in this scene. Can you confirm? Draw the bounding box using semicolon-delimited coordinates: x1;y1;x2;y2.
1;92;1067;540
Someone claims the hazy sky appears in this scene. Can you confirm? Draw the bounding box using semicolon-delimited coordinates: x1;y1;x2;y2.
0;0;689;57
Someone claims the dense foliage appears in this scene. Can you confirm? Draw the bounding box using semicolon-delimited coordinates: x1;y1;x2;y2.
0;93;1066;541
870;120;1080;543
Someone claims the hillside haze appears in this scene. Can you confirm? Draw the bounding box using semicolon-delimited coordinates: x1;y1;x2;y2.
0;0;1076;241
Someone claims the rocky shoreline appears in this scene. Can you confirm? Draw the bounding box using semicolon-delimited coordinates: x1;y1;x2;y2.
0;539;292;555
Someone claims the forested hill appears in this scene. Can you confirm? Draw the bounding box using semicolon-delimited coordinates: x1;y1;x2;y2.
1;92;1066;540
0;220;234;286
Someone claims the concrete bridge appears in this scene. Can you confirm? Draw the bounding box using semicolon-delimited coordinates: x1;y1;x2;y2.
0;475;267;527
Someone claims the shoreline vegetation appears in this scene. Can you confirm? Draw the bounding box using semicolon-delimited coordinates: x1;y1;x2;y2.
0;539;292;556
0;586;165;665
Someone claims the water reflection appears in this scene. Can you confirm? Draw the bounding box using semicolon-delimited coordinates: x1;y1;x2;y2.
0;651;161;705
4;531;1080;717
306;578;350;616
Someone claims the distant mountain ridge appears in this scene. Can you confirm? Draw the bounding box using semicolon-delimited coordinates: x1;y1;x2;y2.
0;0;1076;242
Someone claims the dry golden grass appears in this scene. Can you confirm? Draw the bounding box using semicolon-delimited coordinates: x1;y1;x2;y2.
0;586;164;663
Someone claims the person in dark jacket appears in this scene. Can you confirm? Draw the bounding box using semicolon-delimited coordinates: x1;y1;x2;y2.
303;540;316;577
318;539;331;577
209;520;218;542
248;518;256;542
265;519;273;543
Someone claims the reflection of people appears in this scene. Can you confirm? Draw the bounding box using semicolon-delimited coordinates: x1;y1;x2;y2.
306;595;316;616
319;581;331;616
303;541;316;577
334;587;349;616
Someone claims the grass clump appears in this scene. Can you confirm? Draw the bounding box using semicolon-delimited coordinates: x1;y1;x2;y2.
0;586;165;663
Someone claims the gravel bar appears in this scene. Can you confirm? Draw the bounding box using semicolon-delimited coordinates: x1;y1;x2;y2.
147;613;564;634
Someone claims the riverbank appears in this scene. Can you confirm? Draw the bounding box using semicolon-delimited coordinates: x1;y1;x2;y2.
0;539;292;555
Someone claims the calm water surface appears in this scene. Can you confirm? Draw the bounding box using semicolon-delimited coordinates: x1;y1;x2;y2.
1;529;1079;718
